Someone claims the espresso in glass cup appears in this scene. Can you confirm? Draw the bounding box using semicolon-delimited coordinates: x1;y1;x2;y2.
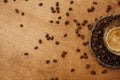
104;25;120;56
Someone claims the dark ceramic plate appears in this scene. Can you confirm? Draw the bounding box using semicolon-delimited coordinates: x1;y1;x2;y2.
89;14;120;68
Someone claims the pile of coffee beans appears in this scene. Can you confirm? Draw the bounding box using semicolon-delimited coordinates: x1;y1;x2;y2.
90;14;120;68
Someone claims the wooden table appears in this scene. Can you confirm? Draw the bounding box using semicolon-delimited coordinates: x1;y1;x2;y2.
0;0;120;80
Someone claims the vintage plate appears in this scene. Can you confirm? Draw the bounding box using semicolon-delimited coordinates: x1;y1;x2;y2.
89;14;120;68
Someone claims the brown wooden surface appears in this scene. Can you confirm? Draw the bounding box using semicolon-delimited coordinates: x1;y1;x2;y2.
0;0;120;80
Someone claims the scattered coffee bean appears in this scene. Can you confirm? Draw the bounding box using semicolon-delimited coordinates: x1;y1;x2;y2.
76;23;80;26
55;41;60;45
24;52;29;56
101;70;107;74
95;18;98;21
46;60;50;64
91;6;95;12
3;0;8;3
80;55;84;59
106;5;112;13
50;36;54;40
64;34;68;37
70;0;74;4
21;12;25;16
55;21;60;24
83;41;89;46
15;9;19;13
38;39;42;44
66;12;70;16
77;34;81;37
65;21;69;25
69;7;73;11
83;53;87;56
49;20;54;23
93;2;97;5
87;24;92;30
56;7;59;11
50;7;54;11
63;51;67;55
90;70;96;75
56;2;59;6
83;20;88;24
82;23;85;26
87;8;91;12
53;59;57;63
39;3;43;6
70;68;75;72
74;19;77;23
85;64;91;69
76;48;80;52
20;24;23;27
58;16;62;20
45;33;49;38
34;46;38;50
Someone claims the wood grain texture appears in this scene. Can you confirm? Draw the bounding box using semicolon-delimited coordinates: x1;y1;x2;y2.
0;0;120;80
